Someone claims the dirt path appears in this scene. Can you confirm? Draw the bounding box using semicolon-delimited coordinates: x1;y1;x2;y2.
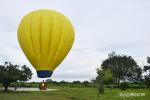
6;87;57;91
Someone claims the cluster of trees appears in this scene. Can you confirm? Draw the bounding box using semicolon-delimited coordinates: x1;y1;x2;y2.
96;52;150;94
46;79;90;86
0;62;32;92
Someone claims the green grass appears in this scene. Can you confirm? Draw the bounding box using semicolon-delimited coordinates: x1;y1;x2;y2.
0;87;149;100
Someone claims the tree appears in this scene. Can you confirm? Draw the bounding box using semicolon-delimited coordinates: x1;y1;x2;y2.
120;82;129;90
144;57;150;89
101;52;142;86
90;78;96;84
59;80;69;84
96;68;104;94
72;81;81;84
46;79;53;83
0;62;32;92
96;68;113;94
46;79;58;84
82;81;90;86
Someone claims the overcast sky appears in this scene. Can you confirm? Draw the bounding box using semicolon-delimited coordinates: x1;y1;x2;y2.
0;0;150;82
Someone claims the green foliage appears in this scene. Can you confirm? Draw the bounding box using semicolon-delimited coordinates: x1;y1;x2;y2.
144;57;150;89
82;81;90;86
129;84;146;89
96;68;104;81
103;69;113;84
72;81;81;84
0;62;32;92
101;52;142;85
59;80;69;84
120;82;129;90
145;76;150;89
20;65;32;81
96;69;113;94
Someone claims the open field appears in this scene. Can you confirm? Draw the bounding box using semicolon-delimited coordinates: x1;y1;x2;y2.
0;87;150;100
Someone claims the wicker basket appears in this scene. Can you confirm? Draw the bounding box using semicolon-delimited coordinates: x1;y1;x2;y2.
39;82;47;90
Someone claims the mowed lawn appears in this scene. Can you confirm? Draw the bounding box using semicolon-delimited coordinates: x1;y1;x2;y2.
0;88;150;100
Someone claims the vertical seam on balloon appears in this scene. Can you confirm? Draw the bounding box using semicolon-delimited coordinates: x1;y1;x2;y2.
47;13;53;68
52;25;68;70
39;12;42;68
54;36;72;70
30;15;37;66
53;23;74;70
50;16;64;69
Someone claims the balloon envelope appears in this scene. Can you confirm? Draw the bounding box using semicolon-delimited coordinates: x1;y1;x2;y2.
17;10;75;78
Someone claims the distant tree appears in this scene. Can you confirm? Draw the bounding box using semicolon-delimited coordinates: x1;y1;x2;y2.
46;79;58;84
144;57;150;89
120;82;129;90
0;62;32;92
59;80;69;84
90;78;96;84
72;81;81;84
82;81;89;86
46;79;53;83
101;52;142;86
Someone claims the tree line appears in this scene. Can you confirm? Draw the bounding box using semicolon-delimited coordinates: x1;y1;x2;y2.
0;52;150;93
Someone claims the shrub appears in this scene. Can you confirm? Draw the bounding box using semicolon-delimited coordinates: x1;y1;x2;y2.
120;82;129;90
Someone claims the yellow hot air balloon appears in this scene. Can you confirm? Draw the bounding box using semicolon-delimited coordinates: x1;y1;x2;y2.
17;9;75;78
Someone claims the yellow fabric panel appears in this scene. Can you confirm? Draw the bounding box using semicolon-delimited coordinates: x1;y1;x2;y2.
51;17;75;70
18;16;37;68
17;9;75;72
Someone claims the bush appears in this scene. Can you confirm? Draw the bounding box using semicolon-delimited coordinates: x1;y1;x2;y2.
120;82;129;90
129;84;146;89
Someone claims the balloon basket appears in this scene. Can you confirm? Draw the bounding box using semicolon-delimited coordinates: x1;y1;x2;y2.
39;80;47;90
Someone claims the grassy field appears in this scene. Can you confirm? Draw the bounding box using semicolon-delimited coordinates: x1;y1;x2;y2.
0;87;150;100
